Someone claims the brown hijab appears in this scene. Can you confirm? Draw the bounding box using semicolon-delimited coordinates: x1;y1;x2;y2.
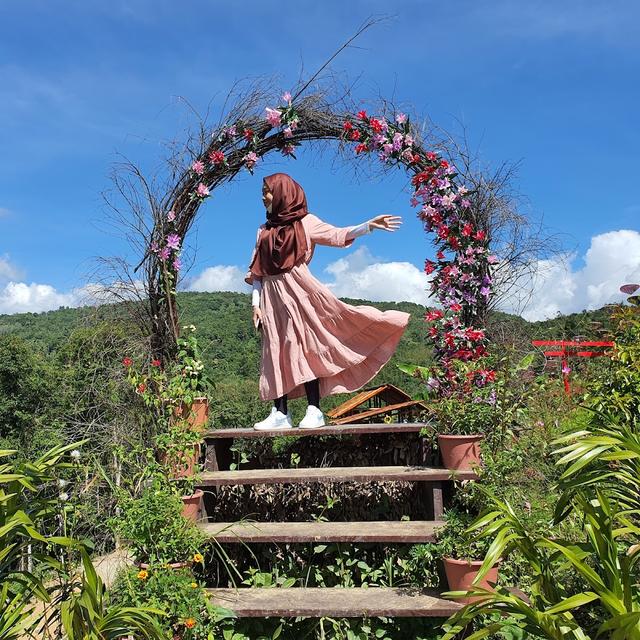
249;173;309;277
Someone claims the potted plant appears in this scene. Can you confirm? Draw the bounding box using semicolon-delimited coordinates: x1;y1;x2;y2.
110;481;205;567
437;509;499;604
432;393;496;471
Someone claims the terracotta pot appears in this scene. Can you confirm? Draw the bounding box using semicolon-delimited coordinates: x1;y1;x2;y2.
136;560;189;571
438;434;483;471
158;443;201;478
443;557;499;604
181;489;204;522
174;397;209;433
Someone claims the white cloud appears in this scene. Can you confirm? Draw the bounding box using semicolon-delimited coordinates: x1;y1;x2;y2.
323;246;431;305
188;265;249;293
500;229;640;321
0;255;23;282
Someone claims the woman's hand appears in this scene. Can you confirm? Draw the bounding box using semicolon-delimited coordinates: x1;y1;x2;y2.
253;306;263;330
369;215;403;232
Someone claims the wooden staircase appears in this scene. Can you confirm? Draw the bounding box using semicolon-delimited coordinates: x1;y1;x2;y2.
196;422;476;619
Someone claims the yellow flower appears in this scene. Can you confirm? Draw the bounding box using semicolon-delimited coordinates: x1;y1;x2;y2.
184;618;196;629
190;582;198;589
193;553;204;563
137;569;148;580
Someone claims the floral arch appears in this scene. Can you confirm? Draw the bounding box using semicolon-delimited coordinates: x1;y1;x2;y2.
132;89;496;388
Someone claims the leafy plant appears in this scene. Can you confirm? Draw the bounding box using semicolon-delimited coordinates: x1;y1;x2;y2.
110;480;205;564
59;549;166;640
112;563;235;640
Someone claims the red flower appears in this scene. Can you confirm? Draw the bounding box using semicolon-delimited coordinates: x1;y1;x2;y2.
343;121;353;131
425;151;437;161
450;303;462;313
436;250;445;260
355;143;368;154
410;153;422;164
137;383;146;394
474;230;486;241
424;260;436;275
350;130;361;141
437;225;449;240
370;118;383;133
243;128;254;141
448;236;461;250
357;110;368;120
429;326;439;337
440;159;449;169
425;309;444;321
461;223;473;237
122;357;133;368
208;150;225;165
151;359;161;367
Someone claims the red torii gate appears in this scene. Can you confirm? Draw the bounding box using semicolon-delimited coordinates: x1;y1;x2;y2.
531;339;615;395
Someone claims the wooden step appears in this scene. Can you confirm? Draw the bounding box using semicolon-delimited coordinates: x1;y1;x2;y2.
207;587;460;617
199;520;445;543
204;422;432;440
198;465;477;487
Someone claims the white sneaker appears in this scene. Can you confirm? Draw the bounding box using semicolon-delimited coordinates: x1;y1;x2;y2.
299;405;326;429
253;407;293;431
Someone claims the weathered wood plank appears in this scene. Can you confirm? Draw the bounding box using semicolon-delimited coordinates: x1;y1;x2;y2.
207;587;461;617
199;520;445;543
198;465;477;487
204;422;433;440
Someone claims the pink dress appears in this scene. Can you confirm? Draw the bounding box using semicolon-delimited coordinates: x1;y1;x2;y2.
246;214;411;401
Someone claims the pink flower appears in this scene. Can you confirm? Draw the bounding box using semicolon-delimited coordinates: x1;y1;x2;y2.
404;135;414;147
223;125;236;138
282;144;296;156
265;107;282;128
283;126;293;139
172;256;182;271
288;118;299;131
243;152;259;170
196;183;209;198
166;234;181;250
395;113;407;124
561;363;572;375
487;255;499;264
159;246;170;261
150;241;159;253
192;161;205;175
282;91;292;104
167;210;176;222
461;198;471;208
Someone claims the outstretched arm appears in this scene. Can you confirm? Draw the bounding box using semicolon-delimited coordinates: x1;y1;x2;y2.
345;215;402;240
307;214;403;247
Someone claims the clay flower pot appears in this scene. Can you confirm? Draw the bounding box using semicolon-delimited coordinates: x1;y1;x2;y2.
181;489;204;522
174;397;209;433
158;443;201;478
443;557;499;604
438;434;483;471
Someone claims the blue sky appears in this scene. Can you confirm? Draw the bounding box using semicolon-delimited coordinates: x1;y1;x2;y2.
1;0;639;318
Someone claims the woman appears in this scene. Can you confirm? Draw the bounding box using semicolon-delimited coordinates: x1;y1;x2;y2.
246;173;410;430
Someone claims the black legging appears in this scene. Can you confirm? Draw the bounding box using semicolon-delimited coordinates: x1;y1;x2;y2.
274;378;320;414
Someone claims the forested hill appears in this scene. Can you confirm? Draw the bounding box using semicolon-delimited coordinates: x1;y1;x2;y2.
0;291;614;425
0;290;614;362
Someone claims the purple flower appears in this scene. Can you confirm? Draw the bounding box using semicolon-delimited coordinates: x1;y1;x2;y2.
244;151;259;170
561;363;572;375
382;143;394;155
172;256;182;271
282;144;296;156
392;132;403;152
151;241;159;253
167;210;176;222
461;198;471;208
159;246;170;261
223;125;237;138
166;234;181;250
404;134;414;147
282;91;292;104
480;286;491;297
283;126;293;138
